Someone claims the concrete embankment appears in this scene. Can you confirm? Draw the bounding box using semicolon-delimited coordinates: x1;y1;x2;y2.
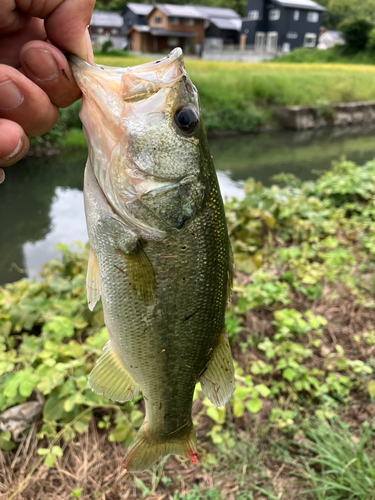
274;102;375;130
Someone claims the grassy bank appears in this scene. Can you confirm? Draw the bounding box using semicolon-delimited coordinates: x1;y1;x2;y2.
33;55;375;150
1;159;374;499
277;46;375;65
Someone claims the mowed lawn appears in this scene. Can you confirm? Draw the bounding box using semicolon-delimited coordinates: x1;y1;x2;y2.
95;56;375;107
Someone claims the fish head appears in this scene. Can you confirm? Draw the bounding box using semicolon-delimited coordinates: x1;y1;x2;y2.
69;49;206;235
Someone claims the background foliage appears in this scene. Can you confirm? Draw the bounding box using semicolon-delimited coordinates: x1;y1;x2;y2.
1;159;374;499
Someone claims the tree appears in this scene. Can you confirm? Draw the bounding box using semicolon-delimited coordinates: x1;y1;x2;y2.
340;18;373;52
95;0;127;11
327;0;375;23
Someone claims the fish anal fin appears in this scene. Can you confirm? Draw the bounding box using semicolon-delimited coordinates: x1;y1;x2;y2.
200;329;234;407
123;421;197;472
87;247;101;311
88;341;140;403
119;242;155;303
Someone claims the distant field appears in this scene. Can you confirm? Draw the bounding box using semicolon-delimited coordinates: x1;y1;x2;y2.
94;55;375;131
96;55;375;105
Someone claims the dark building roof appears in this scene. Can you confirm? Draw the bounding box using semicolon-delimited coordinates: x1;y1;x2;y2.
146;3;240;20
209;17;242;31
126;2;153;15
273;0;326;11
90;11;124;27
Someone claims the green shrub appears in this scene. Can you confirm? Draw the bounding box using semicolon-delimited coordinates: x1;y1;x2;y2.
340;18;373;53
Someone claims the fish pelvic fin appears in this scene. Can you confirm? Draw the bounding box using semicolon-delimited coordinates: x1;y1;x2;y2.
88;341;140;402
200;329;235;407
123;421;197;472
87;247;101;311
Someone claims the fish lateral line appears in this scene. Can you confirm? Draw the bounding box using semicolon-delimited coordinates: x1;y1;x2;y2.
113;264;126;274
183;307;201;323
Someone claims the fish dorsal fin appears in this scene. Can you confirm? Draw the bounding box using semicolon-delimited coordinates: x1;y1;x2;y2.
88;341;140;403
87;247;101;311
200;330;235;407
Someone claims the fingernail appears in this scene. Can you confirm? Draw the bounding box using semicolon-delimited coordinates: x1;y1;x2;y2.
23;48;59;82
85;29;95;64
0;169;5;184
0;80;24;109
3;138;22;161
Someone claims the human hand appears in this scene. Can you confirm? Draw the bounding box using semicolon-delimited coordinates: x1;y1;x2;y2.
0;0;95;183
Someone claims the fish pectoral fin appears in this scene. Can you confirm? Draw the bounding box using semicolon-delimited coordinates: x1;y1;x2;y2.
200;329;235;407
86;247;101;311
123;421;197;472
88;341;140;403
119;241;155;302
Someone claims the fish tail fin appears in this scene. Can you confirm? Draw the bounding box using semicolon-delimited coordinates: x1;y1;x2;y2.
123;422;197;472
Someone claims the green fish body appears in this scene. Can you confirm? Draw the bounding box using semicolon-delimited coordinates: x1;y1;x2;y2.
69;49;234;472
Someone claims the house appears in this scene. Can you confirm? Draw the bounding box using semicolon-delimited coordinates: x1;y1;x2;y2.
198;6;242;49
89;11;126;50
126;3;241;53
241;0;326;53
318;29;344;50
127;4;205;53
122;3;153;35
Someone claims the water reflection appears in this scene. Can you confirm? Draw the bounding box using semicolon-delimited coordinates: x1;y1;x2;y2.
2;124;375;284
23;188;87;280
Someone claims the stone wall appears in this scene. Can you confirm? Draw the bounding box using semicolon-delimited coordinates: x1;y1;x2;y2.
274;102;375;130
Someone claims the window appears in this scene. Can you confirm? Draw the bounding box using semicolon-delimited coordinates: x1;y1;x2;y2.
293;10;299;21
154;16;162;24
184;18;195;25
97;27;104;34
248;10;259;20
266;31;278;52
111;28;118;35
307;11;319;22
170;16;179;24
269;9;280;21
286;32;298;39
304;32;317;47
254;31;266;51
167;37;179;47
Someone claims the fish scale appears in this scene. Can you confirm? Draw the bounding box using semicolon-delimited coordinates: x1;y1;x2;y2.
69;48;234;472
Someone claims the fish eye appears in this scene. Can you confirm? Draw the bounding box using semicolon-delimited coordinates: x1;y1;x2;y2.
174;107;199;134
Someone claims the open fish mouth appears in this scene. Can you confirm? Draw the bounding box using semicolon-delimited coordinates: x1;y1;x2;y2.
67;48;185;102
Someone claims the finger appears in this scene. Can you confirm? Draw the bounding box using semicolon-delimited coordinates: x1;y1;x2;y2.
11;0;95;62
0;17;47;68
0;118;29;168
0;65;59;136
20;41;81;108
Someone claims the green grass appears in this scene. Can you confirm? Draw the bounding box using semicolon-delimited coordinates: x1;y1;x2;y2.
96;55;375;108
84;54;375;133
36;54;375;150
63;128;86;148
277;46;375;65
291;422;375;500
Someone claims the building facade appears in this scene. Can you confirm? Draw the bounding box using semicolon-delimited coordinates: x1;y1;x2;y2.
122;3;152;35
89;11;125;50
125;3;241;53
241;0;326;52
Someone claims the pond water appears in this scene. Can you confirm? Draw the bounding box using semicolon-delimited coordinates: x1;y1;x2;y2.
2;124;375;285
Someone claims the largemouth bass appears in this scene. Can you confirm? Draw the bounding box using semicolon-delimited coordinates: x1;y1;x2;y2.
69;48;234;472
